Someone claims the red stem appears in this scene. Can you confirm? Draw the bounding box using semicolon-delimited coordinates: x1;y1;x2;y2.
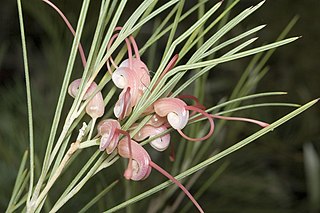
153;54;179;90
211;114;269;127
129;35;140;60
177;105;215;141
116;129;133;179
149;161;204;213
159;54;179;81
42;0;87;68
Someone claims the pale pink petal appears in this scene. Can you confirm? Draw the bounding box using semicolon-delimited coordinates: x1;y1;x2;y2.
86;92;105;119
114;88;132;120
154;98;189;130
112;67;141;107
112;67;139;90
119;58;150;91
106;133;120;154
97;119;121;151
118;138;151;181
147;114;166;127
133;125;170;151
68;79;82;98
68;78;98;100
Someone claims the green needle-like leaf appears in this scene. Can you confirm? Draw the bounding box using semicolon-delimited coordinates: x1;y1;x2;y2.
17;0;34;205
104;99;318;212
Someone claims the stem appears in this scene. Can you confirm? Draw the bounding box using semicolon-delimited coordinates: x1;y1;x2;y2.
30;0;90;207
87;118;97;140
211;114;269;127
34;140;81;210
50;154;106;212
116;129;133;179
178;105;214;141
149;161;204;213
42;0;87;67
17;0;34;207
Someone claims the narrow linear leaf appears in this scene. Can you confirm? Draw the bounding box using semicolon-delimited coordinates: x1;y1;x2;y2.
6;151;29;212
104;99;318;212
17;0;34;204
78;180;119;213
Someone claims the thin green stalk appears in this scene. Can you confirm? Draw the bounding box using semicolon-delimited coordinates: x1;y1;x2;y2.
79;180;119;213
30;1;91;208
12;171;30;209
6;151;28;212
54;150;101;205
104;99;318;212
50;154;107;212
10;194;28;213
49;135;71;179
194;0;205;102
182;0;206;186
34;139;84;210
212;103;300;115
180;161;229;213
229;15;299;101
162;0;184;57
17;0;34;206
207;92;288;112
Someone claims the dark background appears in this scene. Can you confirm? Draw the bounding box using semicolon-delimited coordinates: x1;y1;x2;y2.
0;0;319;212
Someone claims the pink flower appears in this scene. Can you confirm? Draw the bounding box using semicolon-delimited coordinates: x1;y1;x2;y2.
133;124;170;151
113;87;132;120
117;138;204;212
153;97;215;141
107;27;150;120
97;119;121;153
68;78;104;119
117;138;152;181
154;97;189;130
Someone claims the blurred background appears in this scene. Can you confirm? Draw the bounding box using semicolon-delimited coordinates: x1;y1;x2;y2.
0;0;319;212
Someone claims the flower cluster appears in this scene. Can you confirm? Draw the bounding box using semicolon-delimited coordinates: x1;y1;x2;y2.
18;1;314;213
67;28;269;212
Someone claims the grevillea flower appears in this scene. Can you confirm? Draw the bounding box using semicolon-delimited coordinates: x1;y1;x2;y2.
112;67;141;107
118;58;150;92
113;87;132;120
39;3;205;212
153;95;269;142
118;138;152;181
133;124;170;151
153;97;215;141
154;97;189;130
97;119;121;153
117;138;204;213
107;27;150;120
68;78;104;119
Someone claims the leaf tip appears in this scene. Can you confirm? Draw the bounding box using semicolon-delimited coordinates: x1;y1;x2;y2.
261;24;267;29
255;0;266;8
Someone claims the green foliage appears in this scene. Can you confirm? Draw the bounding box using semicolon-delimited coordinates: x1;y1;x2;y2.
0;0;318;212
